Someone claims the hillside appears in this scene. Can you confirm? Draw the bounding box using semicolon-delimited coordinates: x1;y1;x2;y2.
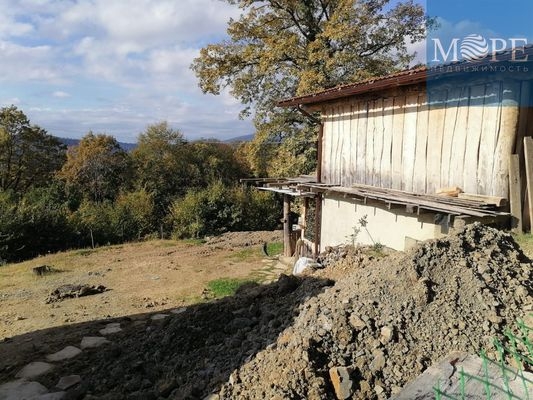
57;137;137;151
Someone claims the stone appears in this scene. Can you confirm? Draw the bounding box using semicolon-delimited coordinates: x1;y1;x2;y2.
348;314;366;331
46;346;82;362
380;326;394;344
46;284;107;303
370;350;386;372
328;366;353;400
170;307;186;315
56;375;82;390
15;361;54;379
151;314;169;321
0;380;48;399
99;325;122;335
80;336;110;349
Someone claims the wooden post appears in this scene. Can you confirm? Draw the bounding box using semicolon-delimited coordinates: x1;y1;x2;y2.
509;154;523;232
314;194;321;257
317;123;323;183
283;194;292;257
524;137;533;232
302;197;309;240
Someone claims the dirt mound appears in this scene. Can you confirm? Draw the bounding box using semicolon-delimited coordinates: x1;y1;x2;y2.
218;223;533;399
205;230;283;249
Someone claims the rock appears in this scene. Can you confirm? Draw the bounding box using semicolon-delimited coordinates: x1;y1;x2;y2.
56;375;82;390
46;284;107;303
329;366;353;399
370;350;386;372
46;346;82;362
80;336;110;349
15;361;54;379
171;307;186;315
151;314;169;321
99;324;122;335
32;265;54;276
348;314;366;331
0;379;48;399
380;326;394;344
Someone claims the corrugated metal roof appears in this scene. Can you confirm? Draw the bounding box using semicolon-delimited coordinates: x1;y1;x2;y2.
278;45;533;107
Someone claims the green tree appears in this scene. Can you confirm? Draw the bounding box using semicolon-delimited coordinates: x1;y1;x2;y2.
113;189;155;241
192;0;426;175
188;140;251;186
59;133;132;202
0;105;66;194
132;122;192;219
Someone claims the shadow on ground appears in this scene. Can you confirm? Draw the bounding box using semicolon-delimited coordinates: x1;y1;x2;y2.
0;274;334;399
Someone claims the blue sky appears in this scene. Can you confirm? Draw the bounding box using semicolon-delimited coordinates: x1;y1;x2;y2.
427;1;533;39
0;0;250;142
426;0;533;60
2;1;530;142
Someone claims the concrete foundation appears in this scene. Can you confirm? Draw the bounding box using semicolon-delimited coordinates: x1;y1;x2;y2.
320;195;449;251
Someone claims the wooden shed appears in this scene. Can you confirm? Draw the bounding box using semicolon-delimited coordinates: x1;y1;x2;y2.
257;47;533;253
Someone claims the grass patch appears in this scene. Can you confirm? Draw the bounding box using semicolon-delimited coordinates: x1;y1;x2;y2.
206;277;257;298
513;233;533;259
229;247;259;261
265;242;283;256
229;241;284;261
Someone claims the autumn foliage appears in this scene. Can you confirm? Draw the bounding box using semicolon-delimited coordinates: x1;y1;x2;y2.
0;106;279;263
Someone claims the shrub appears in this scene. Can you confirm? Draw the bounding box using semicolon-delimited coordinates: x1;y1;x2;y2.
170;182;280;239
0;187;75;262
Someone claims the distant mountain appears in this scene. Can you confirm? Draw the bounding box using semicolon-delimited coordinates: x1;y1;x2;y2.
224;134;254;143
57;137;137;152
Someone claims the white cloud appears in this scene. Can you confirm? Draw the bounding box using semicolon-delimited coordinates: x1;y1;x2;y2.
0;0;252;141
52;91;70;98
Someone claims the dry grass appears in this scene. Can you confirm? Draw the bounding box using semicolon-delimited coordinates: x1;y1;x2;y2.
0;238;275;340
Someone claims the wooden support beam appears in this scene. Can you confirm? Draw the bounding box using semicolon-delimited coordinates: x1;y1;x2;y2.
524;137;533;233
509;154;523;232
314;194;322;257
283;195;292;257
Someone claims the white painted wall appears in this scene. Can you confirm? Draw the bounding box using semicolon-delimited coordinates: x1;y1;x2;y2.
321;195;447;251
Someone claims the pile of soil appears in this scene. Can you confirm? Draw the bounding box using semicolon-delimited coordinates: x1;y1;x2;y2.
204;230;283;250
218;223;532;399
8;224;532;399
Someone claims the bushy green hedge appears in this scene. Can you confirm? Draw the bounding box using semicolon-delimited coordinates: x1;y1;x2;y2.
0;188;156;263
170;182;280;239
0;188;75;263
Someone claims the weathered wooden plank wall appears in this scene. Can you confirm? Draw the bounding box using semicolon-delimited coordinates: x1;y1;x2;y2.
320;80;525;198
